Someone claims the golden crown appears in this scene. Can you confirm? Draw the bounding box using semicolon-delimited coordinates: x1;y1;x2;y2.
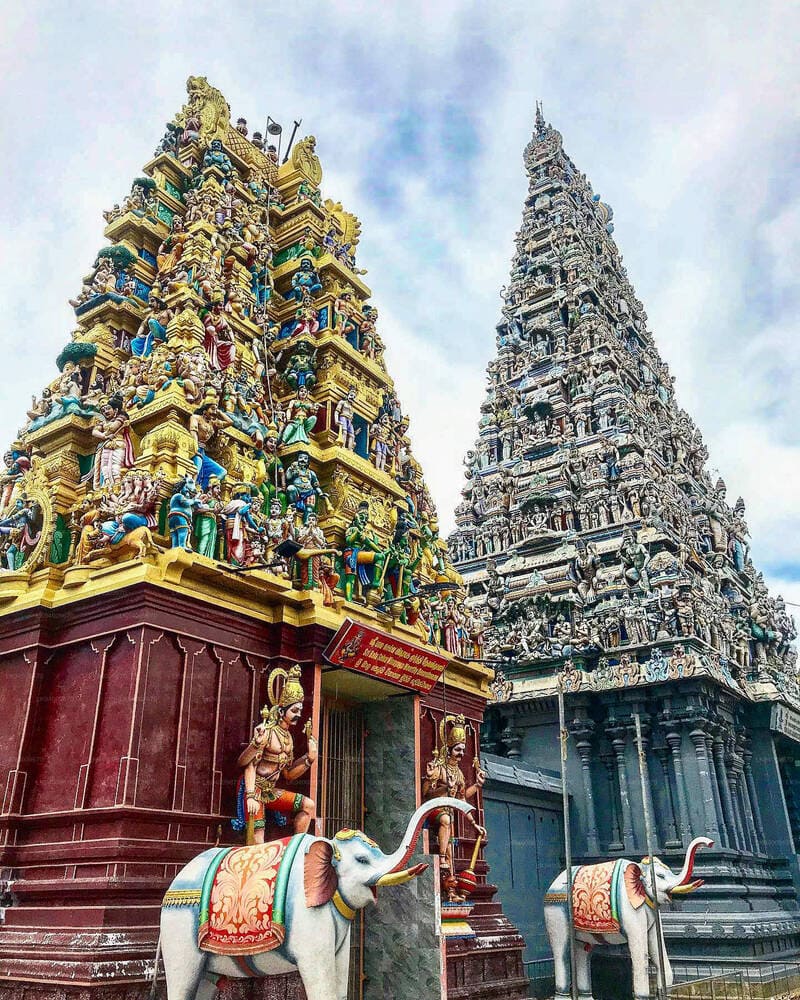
436;713;468;761
264;665;305;716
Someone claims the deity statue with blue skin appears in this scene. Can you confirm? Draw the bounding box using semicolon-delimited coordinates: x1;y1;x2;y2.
288;257;322;302
202;138;233;177
189;400;231;490
0;495;41;571
168;477;202;550
130;294;174;358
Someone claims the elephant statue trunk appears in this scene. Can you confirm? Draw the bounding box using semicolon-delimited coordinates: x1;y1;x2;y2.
373;797;474;887
670;836;714;895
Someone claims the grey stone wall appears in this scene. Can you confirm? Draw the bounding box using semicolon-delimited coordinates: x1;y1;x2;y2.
362;697;441;1000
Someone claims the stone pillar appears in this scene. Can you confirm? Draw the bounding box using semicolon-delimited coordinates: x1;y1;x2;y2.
713;733;741;851
654;743;681;848
601;750;623;851
611;732;635;852
726;735;750;852
666;730;692;846
573;722;600;855
705;732;730;847
743;740;766;854
690;729;722;843
634;718;660;851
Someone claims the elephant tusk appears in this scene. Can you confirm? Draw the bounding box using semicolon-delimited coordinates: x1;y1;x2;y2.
376;863;428;887
670;878;704;895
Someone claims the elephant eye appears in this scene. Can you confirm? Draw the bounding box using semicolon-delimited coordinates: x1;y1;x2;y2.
355;855;370;865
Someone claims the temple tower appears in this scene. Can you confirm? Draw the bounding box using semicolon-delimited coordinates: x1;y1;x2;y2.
449;105;800;983
0;79;526;999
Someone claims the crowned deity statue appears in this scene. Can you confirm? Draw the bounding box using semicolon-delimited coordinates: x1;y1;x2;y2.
422;714;486;901
342;501;387;603
90;395;135;489
235;665;318;844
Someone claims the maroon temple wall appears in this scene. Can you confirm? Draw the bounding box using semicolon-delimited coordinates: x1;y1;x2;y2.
0;584;322;995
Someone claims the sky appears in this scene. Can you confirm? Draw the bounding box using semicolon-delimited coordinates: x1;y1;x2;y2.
1;1;798;605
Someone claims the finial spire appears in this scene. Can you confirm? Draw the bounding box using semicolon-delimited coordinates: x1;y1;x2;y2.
535;100;546;136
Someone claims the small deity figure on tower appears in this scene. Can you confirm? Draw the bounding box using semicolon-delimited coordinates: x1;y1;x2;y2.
334;388;358;450
235;665;318;844
422;714;486;901
90;395;135;489
292;512;341;602
279;385;317;446
342;501;387;602
189;397;231;489
333;291;358;340
168;477;202;550
289;257;322;301
285;451;328;520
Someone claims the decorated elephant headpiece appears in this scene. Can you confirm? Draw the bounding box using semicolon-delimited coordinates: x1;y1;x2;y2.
262;664;305;724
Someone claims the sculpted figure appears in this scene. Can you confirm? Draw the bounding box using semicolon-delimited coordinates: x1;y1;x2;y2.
193;477;222;559
342;501;387;602
235;665;317;843
334;388;357;450
568;537;600;604
619;526;651;592
91;395;134;489
289;257;322;301
189;400;231;489
0;449;31;510
202;302;236;371
293;512;341;601
545;838;712;1000
168;477;202;550
422;714;486;901
279;385;317;447
285;451;327;519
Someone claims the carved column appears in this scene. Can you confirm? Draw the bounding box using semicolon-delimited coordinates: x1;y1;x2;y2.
572;721;600;855
705;732;730;847
666;729;692;846
634;717;660;851
654;742;680;848
713;733;741;850
726;734;749;852
743;740;765;854
601;749;623;851
611;731;635;852
690;729;722;842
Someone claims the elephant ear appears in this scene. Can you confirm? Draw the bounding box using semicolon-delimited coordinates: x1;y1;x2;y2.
624;862;647;910
304;840;338;908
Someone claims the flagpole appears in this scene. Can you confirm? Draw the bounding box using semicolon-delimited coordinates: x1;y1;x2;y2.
634;712;668;1000
557;670;579;1000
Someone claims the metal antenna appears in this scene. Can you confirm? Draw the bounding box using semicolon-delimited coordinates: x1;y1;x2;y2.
634;712;669;1000
557;671;579;1000
283;120;302;164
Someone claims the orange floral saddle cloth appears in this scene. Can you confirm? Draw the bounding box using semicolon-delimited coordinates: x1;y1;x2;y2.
186;834;306;955
564;858;646;934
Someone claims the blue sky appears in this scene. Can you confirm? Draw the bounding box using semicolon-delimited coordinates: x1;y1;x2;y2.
1;1;799;606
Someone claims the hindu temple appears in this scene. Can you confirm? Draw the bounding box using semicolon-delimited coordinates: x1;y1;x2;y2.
0;78;528;1000
448;105;800;990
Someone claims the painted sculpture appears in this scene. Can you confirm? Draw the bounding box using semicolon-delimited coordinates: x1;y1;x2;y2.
543;837;712;999
159;797;470;1000
0;74;475;635
234;665;317;844
422;713;487;901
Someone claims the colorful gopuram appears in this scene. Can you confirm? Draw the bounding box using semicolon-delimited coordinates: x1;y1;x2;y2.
449;106;800;984
0;78;527;1000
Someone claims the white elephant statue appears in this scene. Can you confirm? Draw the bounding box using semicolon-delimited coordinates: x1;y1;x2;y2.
544;836;713;1000
157;796;470;1000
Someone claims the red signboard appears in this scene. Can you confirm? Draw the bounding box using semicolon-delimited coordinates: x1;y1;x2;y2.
323;619;449;693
